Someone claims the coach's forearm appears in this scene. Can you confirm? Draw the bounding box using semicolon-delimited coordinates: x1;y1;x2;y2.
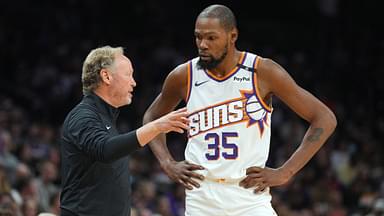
103;130;140;162
136;121;161;146
143;112;176;165
280;111;337;179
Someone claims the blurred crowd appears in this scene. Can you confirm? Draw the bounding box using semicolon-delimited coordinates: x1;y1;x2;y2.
0;0;383;215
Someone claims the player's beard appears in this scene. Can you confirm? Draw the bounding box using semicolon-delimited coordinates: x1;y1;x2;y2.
197;45;228;70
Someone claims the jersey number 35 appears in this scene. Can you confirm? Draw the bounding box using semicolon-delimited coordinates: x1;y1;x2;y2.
205;132;238;160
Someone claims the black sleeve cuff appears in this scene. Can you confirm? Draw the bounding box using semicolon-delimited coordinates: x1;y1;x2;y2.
103;130;141;162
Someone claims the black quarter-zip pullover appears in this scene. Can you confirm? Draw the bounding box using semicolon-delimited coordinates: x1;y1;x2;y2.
60;93;140;216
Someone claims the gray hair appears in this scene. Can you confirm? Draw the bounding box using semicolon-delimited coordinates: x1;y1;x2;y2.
81;46;124;95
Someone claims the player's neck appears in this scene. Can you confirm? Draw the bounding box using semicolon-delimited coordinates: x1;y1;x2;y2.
210;50;241;77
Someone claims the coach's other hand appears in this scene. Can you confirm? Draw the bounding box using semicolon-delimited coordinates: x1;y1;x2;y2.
161;160;205;190
239;166;291;193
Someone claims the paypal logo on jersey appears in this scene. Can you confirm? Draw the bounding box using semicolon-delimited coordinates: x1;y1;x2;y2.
233;76;250;82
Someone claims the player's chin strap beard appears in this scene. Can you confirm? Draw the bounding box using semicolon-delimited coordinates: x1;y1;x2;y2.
237;64;257;73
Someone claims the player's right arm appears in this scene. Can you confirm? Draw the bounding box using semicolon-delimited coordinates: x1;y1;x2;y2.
143;63;205;190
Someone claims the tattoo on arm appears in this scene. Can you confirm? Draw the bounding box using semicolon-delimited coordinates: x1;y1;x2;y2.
307;128;324;142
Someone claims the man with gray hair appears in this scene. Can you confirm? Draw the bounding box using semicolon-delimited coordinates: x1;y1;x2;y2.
60;46;189;216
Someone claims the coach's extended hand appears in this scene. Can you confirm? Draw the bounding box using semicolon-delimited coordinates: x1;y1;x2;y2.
239;166;292;193
161;160;205;190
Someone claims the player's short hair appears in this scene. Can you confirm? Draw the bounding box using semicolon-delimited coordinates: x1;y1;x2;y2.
198;4;237;31
81;46;123;95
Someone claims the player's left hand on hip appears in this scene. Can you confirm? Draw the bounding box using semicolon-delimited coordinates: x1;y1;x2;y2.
239;166;290;193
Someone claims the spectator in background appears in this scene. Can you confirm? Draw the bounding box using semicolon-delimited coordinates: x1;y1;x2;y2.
0;130;19;178
0;192;21;216
21;198;38;216
35;161;58;212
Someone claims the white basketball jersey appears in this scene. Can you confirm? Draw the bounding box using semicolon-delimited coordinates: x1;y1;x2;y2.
185;52;273;180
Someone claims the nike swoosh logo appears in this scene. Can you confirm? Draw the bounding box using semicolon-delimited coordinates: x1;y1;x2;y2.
194;80;209;87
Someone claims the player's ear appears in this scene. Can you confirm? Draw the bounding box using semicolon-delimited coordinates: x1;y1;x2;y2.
100;69;112;85
230;28;238;43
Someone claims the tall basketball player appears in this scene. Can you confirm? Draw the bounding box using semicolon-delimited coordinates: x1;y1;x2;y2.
143;4;337;215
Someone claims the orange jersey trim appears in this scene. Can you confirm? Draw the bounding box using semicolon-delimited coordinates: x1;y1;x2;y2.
185;61;192;103
252;56;272;112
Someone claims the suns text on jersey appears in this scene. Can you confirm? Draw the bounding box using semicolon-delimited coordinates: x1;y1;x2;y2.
188;98;249;137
